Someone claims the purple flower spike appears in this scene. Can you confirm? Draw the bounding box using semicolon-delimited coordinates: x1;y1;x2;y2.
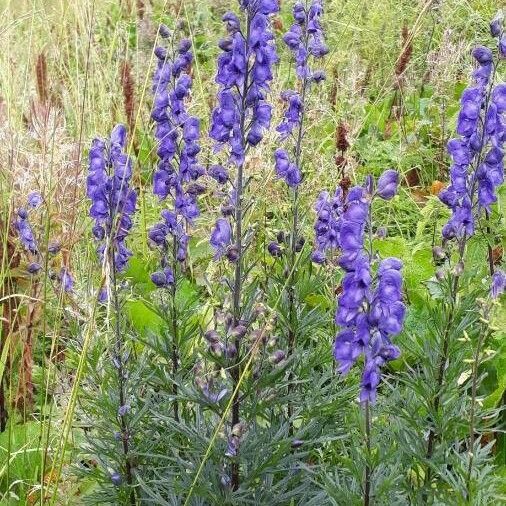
150;28;204;280
376;169;399;200
87;124;137;273
209;1;278;165
274;0;327;191
439;34;505;240
315;174;405;404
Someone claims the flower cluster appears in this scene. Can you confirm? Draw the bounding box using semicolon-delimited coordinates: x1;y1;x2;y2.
149;27;205;286
209;1;278;260
209;0;278;167
282;0;327;80
439;29;505;241
87;124;137;273
314;171;405;403
274;0;327;188
311;188;342;264
15;193;74;292
15;207;38;255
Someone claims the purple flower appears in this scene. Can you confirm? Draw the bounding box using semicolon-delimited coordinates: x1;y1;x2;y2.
118;404;131;417
274;149;302;187
491;269;506;298
267;241;282;257
27;191;43;209
59;267;74;292
472;46;493;64
376;169;399;200
27;262;42;274
150;267;175;288
210;218;232;259
111;472;122;486
209;164;229;184
276;91;303;139
500;36;506;58
15;209;38;254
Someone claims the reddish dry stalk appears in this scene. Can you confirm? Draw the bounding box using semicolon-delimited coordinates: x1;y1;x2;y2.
15;282;41;413
335;121;349;176
121;61;136;135
395;24;413;80
35;53;49;104
136;0;145;19
0;219;21;431
390;24;413;121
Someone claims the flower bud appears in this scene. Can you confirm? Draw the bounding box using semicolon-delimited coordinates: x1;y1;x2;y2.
48;241;61;254
376;169;399;200
226;245;239;262
291;439;304;448
111;471;122;486
270;349;286;364
295;236;305;252
376;227;387;239
204;330;220;343
158;24;171;38
225;343;237;358
27;262;42;274
268;241;282;257
230;324;247;338
453;261;464;277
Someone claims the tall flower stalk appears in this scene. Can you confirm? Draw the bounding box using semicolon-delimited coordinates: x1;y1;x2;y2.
270;0;327;431
314;170;405;505
87;124;137;503
148;25;204;423
425;20;505;493
208;0;278;490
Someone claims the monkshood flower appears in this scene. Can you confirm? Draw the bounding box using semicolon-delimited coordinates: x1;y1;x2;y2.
15;208;38;254
491;269;506;298
274;148;302;187
149;27;205;286
87;124;137;273
59;267;75;293
320;170;405;403
439;32;505;243
210;218;232;259
275;0;327;189
27;191;43;209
